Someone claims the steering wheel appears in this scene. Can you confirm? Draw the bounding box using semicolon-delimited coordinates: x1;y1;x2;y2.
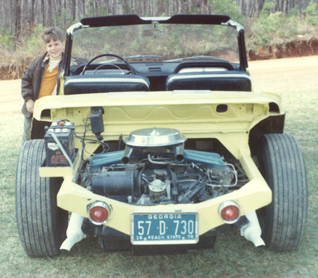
81;53;134;75
93;64;126;75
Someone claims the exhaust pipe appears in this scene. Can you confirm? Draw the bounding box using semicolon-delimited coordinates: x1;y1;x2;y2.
60;213;86;252
240;211;265;247
122;145;134;164
173;143;184;163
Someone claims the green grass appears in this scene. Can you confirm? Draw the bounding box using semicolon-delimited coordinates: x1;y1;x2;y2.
0;86;317;277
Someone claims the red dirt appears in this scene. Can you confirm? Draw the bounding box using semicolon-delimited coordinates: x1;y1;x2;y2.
248;38;318;60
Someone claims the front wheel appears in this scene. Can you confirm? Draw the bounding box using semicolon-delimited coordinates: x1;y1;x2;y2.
15;139;68;257
257;134;307;251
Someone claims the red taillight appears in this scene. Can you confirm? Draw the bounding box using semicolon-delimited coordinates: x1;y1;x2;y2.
88;202;110;225
219;201;240;224
221;206;239;221
90;207;108;222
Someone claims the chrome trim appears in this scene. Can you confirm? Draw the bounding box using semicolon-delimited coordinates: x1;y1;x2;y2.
88;201;111;225
218;200;240;224
167;73;251;85
140;16;171;21
64;77;149;86
178;67;228;73
67;22;86;35
222;20;244;35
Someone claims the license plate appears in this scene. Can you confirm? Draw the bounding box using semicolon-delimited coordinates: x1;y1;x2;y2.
131;210;198;245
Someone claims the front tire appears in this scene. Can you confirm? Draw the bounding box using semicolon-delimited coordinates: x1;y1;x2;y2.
258;134;307;251
16;139;68;257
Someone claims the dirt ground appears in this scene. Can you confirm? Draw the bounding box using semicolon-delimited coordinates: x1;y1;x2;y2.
0;55;317;116
248;55;318;93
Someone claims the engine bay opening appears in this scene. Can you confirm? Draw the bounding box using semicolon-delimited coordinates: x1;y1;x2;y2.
78;128;249;206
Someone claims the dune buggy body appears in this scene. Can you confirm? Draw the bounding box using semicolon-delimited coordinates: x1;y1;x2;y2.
16;14;307;257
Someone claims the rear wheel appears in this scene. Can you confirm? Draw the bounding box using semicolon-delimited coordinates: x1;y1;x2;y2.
258;134;307;250
16;139;68;257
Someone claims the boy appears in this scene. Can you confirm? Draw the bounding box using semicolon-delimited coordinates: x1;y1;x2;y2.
21;27;65;142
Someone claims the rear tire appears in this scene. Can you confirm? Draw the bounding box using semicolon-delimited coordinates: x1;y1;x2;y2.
16;139;68;257
258;134;307;251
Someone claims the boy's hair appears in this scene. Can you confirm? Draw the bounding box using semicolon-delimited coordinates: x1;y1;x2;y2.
42;27;64;43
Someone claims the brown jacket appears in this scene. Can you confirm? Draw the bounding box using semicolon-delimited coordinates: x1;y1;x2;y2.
21;52;64;118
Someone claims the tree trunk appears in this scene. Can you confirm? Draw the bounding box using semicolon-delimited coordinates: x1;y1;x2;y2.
14;0;22;38
29;0;36;25
71;0;76;21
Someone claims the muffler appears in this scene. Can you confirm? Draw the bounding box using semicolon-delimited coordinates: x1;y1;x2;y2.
60;213;86;252
239;211;265;247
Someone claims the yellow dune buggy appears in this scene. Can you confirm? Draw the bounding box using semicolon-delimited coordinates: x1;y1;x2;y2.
16;14;307;256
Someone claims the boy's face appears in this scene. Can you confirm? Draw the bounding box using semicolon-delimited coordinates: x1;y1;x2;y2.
45;39;65;58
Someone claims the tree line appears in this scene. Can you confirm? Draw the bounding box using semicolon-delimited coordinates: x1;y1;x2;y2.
2;0;317;37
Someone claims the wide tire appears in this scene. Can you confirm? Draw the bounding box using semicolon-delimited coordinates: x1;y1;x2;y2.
16;139;68;257
258;134;307;251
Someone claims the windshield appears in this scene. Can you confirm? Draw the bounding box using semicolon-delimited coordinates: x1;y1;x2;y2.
70;22;239;66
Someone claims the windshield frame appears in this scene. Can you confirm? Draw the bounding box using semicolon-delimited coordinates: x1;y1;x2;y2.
62;14;248;76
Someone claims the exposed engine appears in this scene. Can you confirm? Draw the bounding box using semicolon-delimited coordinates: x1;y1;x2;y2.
81;128;238;204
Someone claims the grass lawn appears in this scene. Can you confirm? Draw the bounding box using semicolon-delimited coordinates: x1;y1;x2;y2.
0;76;317;277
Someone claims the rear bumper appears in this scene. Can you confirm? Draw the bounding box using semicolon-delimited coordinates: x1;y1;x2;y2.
56;148;271;237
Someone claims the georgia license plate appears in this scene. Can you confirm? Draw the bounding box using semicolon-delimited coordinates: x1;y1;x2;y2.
131;210;199;245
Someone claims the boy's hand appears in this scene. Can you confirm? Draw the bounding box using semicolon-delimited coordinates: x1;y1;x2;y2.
26;99;34;114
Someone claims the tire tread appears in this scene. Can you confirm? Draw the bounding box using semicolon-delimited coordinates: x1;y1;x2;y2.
15;139;67;257
260;134;307;251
